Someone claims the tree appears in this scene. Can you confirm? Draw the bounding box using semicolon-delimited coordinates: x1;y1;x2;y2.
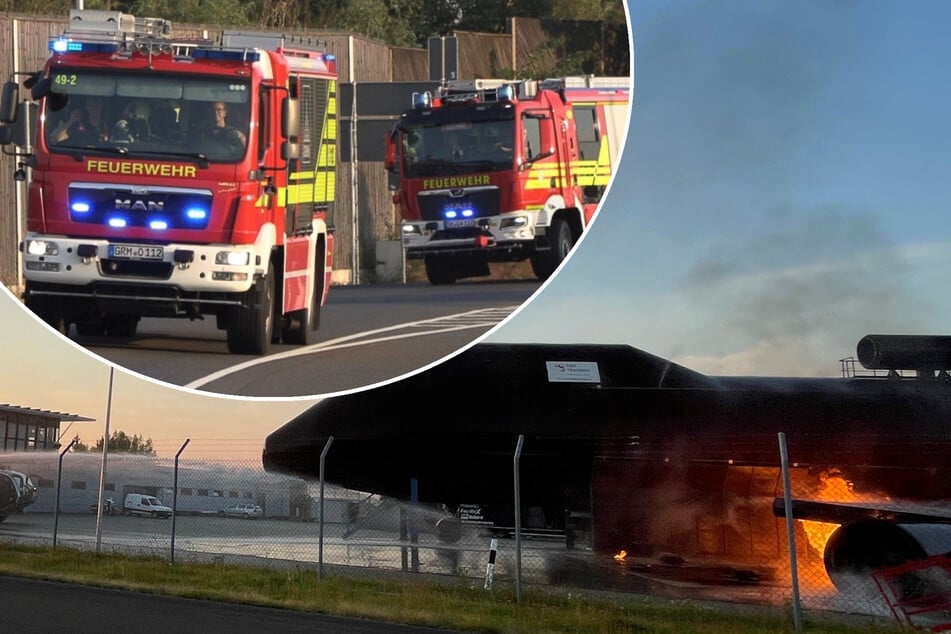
71;430;156;455
69;434;90;452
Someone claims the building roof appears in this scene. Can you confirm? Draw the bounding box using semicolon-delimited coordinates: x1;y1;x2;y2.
0;403;95;423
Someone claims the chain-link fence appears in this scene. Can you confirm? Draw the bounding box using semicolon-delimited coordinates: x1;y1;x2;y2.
1;445;949;630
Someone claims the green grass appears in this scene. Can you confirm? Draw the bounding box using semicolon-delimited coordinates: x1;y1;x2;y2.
0;543;903;633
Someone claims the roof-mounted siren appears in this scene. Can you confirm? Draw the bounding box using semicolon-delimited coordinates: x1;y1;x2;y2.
133;16;172;40
412;90;434;110
65;9;136;39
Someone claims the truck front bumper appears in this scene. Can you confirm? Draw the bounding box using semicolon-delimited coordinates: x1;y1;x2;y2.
21;233;270;295
401;214;543;258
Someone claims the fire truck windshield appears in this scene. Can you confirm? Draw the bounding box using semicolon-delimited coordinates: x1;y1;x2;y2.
401;117;515;178
44;70;250;163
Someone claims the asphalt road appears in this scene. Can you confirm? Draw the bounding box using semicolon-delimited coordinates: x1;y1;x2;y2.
0;575;461;634
78;280;541;397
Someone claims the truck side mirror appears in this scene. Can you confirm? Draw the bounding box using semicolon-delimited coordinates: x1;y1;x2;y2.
0;125;11;145
0;81;18;124
281;140;300;160
11;102;37;148
281;96;299;140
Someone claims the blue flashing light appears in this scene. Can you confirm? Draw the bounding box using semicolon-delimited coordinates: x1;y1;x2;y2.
325;54;336;61
149;219;169;231
71;202;91;214
108;217;128;228
49;39;118;54
185;208;208;221
412;91;433;110
444;207;477;220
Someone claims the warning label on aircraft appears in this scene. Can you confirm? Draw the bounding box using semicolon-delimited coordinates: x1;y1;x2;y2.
546;361;602;383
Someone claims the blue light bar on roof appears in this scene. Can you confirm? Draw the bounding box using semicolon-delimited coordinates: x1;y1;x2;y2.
192;49;261;63
49;39;118;54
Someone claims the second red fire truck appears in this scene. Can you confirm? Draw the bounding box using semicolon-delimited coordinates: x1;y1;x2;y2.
385;76;630;284
0;10;337;354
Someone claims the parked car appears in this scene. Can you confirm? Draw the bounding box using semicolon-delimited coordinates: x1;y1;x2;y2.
0;473;18;522
123;493;172;518
218;503;263;519
0;470;38;512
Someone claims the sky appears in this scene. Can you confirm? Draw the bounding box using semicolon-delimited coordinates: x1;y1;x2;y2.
6;0;951;459
490;0;951;378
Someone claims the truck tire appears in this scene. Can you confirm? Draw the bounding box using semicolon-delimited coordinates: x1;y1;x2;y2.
530;217;574;280
227;266;275;355
282;283;320;346
25;293;68;336
425;254;457;285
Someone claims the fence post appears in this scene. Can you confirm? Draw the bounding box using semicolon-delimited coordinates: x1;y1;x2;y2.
53;437;77;549
778;432;803;633
170;438;190;564
95;366;115;555
318;436;333;579
484;538;498;590
513;434;524;604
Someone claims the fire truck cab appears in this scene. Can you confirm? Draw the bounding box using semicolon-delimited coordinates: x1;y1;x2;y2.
386;76;630;284
0;10;338;354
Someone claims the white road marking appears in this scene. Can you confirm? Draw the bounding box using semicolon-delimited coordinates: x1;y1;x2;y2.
183;306;519;391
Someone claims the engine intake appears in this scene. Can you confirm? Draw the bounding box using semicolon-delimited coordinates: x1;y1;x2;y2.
823;520;951;592
856;334;951;371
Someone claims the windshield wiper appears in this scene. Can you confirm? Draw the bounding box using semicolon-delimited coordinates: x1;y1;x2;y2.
128;150;210;169
56;145;208;168
57;144;127;161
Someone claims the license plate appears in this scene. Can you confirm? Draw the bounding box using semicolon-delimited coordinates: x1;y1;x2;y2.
108;244;164;260
445;219;477;228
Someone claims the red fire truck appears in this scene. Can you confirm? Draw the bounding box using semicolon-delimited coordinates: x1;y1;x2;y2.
0;10;337;354
385;76;630;285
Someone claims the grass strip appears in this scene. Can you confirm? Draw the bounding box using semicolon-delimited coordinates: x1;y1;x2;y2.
0;543;903;634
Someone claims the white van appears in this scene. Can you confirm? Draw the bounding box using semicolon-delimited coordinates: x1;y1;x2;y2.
123;493;172;518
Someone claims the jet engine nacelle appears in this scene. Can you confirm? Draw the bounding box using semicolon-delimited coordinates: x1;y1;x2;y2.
823;519;951;592
857;334;951;372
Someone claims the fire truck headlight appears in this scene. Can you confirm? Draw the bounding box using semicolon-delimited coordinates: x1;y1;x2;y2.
26;239;59;256
402;224;421;236
215;251;250;266
500;216;528;229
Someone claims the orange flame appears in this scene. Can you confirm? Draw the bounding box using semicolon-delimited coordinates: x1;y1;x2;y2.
795;471;890;591
614;550;627;561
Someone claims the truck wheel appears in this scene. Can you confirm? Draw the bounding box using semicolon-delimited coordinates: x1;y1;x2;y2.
227;266;275;355
425;254;457;285
25;293;68;336
104;314;139;338
282;288;320;346
530;217;574;280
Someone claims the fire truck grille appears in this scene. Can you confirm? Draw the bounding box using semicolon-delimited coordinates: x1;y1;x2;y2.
416;188;500;222
68;183;213;231
99;259;174;279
